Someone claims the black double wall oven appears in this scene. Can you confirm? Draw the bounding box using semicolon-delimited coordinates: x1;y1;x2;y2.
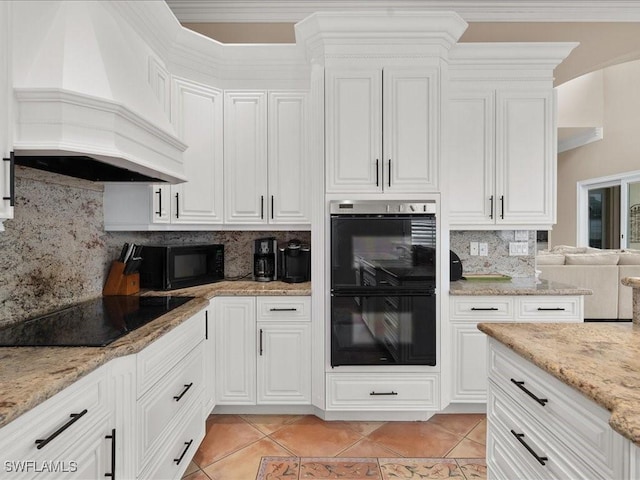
330;200;437;367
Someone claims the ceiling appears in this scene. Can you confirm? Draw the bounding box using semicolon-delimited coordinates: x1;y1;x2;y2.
166;0;640;85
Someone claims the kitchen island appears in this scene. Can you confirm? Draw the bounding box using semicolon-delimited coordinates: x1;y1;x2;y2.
479;321;640;479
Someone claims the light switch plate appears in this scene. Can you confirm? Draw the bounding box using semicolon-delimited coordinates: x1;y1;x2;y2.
509;242;529;256
479;243;488;256
470;242;479;256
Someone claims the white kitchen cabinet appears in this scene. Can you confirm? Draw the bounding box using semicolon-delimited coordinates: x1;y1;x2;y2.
168;77;224;224
447;88;555;228
0;364;113;480
0;1;13;230
224;90;310;225
486;339;629;480
325;67;438;193
450;295;582;402
214;296;312;405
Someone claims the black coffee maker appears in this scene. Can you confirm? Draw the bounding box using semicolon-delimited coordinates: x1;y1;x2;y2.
279;239;311;283
254;237;278;282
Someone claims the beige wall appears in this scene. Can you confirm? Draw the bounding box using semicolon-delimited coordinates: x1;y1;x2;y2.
553;59;640;246
557;70;603;127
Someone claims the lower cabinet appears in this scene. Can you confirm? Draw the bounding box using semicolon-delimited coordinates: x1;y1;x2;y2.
450;295;583;402
486;339;630;480
214;296;312;405
0;303;211;480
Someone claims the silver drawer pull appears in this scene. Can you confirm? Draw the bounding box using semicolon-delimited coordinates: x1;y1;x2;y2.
471;307;498;311
269;308;297;312
510;379;548;406
510;430;548;466
370;391;398;396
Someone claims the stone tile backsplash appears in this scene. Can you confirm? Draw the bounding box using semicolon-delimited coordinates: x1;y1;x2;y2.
450;230;536;278
0;167;309;327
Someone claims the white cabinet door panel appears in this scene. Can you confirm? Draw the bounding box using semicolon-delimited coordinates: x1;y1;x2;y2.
451;323;488;402
224;91;268;223
496;91;554;225
214;297;257;404
326;69;382;193
171;78;224;224
257;323;311;404
268;91;310;224
447;90;495;224
384;68;438;192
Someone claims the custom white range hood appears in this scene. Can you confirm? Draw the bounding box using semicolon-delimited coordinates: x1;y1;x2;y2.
10;1;187;183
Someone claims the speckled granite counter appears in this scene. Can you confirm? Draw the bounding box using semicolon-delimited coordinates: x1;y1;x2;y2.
450;277;592;296
478;321;640;446
144;280;311;299
0;280;311;429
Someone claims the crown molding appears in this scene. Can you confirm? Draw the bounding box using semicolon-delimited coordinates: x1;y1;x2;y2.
165;0;640;23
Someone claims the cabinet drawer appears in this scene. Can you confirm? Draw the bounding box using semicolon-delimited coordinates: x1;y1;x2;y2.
137;343;205;472
488;341;625;479
137;307;206;395
0;366;108;465
256;296;311;322
516;296;581;321
450;297;513;320
488;381;601;480
326;373;438;411
138;400;205;480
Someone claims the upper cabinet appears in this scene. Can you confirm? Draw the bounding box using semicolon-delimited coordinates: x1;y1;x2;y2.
224;90;310;225
325;67;438;193
445;43;577;230
447;87;555;227
0;2;13;231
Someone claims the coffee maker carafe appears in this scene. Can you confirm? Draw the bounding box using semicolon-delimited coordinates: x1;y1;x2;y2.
254;237;277;282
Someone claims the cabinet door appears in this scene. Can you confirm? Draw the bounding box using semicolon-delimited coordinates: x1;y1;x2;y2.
58;417;114;480
268;91;310;224
496;90;555;225
0;2;13;225
171;78;224;224
383;68;439;192
257;323;311;404
214;297;256;404
224;91;268;223
447;90;495;225
451;323;488;402
325;69;382;193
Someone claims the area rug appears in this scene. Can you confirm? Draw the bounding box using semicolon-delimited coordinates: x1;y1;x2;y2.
256;456;486;480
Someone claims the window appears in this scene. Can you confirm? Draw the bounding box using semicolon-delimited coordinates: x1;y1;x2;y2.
578;172;640;248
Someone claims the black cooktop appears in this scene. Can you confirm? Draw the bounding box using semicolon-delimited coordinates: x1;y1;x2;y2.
0;296;194;347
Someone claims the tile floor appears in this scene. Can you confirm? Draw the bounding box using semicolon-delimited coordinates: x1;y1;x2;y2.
182;413;486;480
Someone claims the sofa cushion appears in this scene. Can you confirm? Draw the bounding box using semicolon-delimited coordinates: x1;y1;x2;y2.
618;253;640;265
565;252;620;265
550;245;588;254
536;253;565;265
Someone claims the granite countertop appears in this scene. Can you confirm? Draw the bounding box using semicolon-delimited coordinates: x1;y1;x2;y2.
478;321;640;446
144;280;311;299
450;277;592;296
0;280;311;429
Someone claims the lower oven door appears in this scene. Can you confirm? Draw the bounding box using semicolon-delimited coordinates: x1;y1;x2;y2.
331;292;436;367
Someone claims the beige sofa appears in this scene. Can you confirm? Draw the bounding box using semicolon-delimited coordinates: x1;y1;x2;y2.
537;246;640;320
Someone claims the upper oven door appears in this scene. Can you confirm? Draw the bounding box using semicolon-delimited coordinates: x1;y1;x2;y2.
330;201;437;292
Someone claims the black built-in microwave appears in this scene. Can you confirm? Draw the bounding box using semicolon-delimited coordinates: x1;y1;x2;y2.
139;244;224;290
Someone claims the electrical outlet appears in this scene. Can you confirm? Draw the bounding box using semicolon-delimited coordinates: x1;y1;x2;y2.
509;242;529;256
479;243;488;256
470;242;479;256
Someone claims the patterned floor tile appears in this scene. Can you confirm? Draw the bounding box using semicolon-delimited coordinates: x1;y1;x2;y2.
299;457;381;479
256;456;300;480
379;458;465;479
456;459;487;480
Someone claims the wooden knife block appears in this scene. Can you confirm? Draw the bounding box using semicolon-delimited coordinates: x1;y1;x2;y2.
103;261;140;296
